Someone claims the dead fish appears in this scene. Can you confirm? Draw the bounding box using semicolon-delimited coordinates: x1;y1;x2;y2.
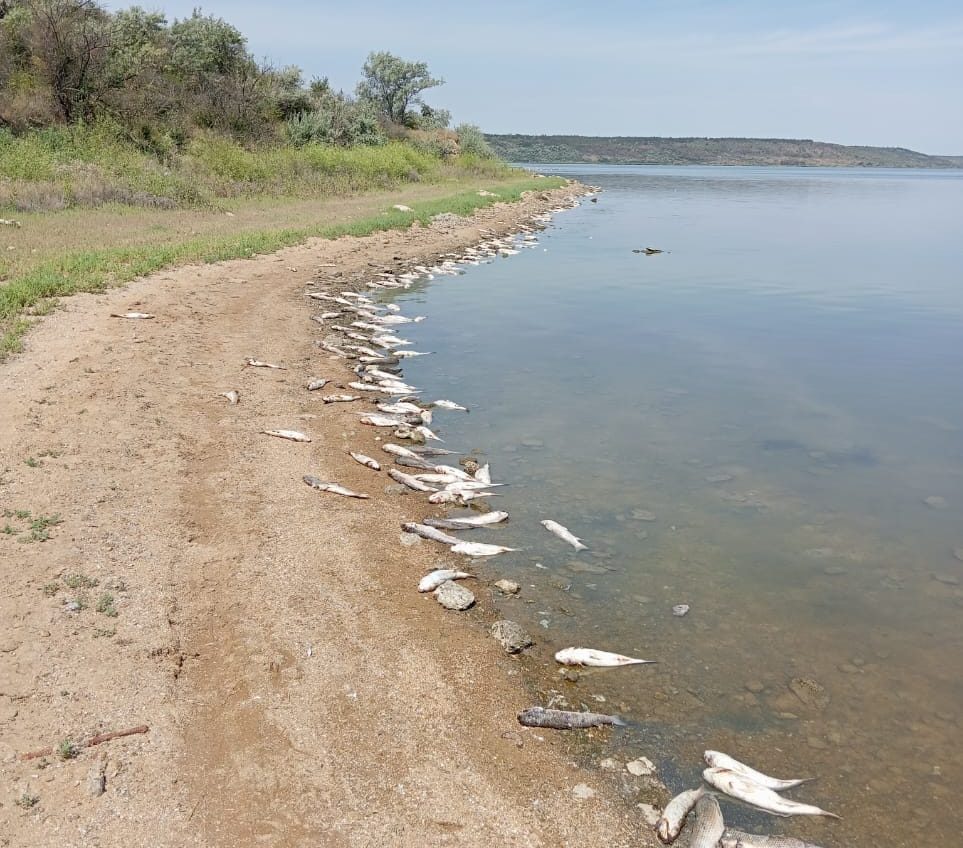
432;399;469;412
410;446;458;456
414;425;442;442
517;706;625;730
219;390;239;404
388;469;438;492
302;475;369;499
306;379;329;391
246;358;285;369
318;311;341;319
703;751;814;791
382;443;420;459
394;350;432;358
348;381;389;394
541;519;587;551
319;342;352;357
360;413;407;427
263;429;311;442
428;489;494;505
721;831;825;848
432;464;473;481
393;456;436;470
377;401;424;415
111;311;155;319
687;795;725;848
402;523;462;545
413;473;467;485
554;647;655;667
349;451;380;470
450;541;515;557
442;479;503;491
656;787;706;844
305;292;338;301
424;511;509;529
701;769;840;819
322;394;361;404
473;463;491;484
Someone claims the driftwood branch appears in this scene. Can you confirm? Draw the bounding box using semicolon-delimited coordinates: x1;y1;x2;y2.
20;724;149;761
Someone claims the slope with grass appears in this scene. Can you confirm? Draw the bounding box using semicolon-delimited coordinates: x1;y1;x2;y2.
486;134;963;168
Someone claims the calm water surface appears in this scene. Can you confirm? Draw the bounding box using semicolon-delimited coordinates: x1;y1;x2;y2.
387;166;963;847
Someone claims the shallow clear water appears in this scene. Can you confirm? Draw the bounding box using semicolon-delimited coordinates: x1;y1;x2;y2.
387;166;963;847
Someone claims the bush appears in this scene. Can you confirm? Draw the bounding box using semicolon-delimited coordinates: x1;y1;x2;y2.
455;124;496;159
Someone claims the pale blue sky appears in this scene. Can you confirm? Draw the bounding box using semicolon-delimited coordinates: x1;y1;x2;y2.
105;1;963;153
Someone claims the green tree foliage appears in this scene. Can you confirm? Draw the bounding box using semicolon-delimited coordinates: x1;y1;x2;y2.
356;51;443;125
454;123;495;158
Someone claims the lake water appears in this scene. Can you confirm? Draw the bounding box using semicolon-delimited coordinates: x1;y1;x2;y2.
385;165;963;847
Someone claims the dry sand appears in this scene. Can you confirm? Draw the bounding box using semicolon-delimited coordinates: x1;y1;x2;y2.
0;186;659;847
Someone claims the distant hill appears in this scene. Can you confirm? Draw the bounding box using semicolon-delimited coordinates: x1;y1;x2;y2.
486;135;963;168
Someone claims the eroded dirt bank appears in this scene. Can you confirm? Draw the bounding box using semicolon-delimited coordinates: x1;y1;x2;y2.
0;185;656;847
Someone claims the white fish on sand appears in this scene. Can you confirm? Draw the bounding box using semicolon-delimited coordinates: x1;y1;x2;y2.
360;413;407;427
348;381;390;393
219;390;239;404
378;401;424;415
349;451;380;470
424;511;509;529
428;489;494;505
414;424;442;442
111;311;154;319
402;523;462;545
320;342;352;358
687;795;725;848
656;786;705;844
388;469;438;492
703;751;813;791
554;647;655;667
322;394;361;404
263;430;311;442
450;541;516;557
701;768;840;819
432;399;469;412
306;378;329;391
303;475;369;499
541;519;587;551
382;443;420;459
246;358;285;369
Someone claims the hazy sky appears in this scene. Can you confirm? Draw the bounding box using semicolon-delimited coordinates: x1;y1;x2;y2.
104;1;963;153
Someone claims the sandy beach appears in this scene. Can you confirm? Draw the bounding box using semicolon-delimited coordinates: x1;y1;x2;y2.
0;184;661;847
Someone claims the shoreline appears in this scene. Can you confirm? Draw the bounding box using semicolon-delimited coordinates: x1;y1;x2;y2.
0;183;661;846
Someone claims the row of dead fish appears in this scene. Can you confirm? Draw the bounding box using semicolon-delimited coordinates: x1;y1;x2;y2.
653;751;837;848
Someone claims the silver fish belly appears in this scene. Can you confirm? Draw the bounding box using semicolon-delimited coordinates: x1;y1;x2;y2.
517;707;626;730
349;451;380;470
302;476;369;499
702;768;840;819
656;786;705;844
540;519;587;551
401;522;461;545
687;795;725;848
388;469;438;492
703;751;813;791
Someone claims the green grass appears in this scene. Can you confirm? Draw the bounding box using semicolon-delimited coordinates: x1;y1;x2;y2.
0;175;563;357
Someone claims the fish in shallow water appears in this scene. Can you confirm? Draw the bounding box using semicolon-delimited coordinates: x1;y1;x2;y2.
417;569;472;592
401;522;461;545
432;399;469;411
554;647;655;667
720;831;825;848
349;451;380;470
473;464;491;484
701;768;840;819
388;469;438;492
703;751;813;791
413;424;442;442
540;519;587;551
322;394;361;404
656;786;705;844
411;446;458;456
246;358;285;369
394;350;432;358
219;390;239;404
306;378;329;391
687;795;725;848
517;706;625;730
302;476;369;499
424;511;509;529
450;541;515;557
263;430;311;442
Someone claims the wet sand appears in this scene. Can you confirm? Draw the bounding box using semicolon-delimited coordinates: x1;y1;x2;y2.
0;185;659;847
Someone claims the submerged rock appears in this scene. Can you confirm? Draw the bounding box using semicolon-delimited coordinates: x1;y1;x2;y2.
493;579;520;595
490;620;534;654
923;495;947;509
631;509;657;522
434;581;475;611
789;676;830;710
626;756;656;777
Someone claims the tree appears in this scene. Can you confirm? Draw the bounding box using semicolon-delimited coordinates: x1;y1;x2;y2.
356;51;442;125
